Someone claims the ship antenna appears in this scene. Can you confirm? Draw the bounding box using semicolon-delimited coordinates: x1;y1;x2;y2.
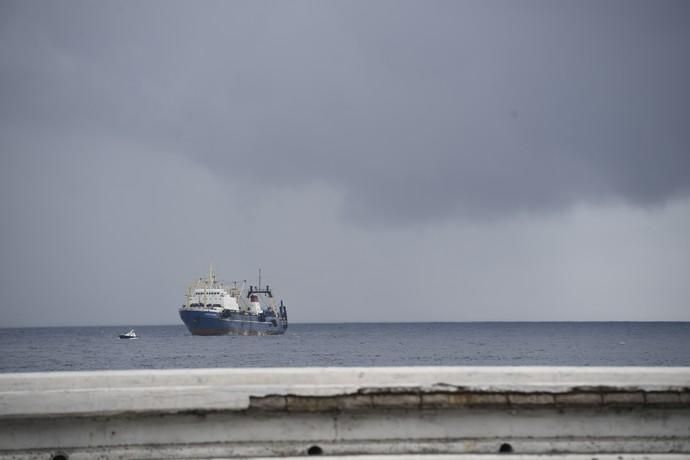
258;268;261;290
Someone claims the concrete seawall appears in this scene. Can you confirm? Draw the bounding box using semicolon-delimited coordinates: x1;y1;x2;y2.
1;367;688;459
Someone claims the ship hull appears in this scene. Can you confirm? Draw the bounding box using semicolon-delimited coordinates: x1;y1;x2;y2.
179;309;288;336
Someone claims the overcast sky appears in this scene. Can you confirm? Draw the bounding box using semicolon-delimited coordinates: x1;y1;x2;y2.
1;0;689;327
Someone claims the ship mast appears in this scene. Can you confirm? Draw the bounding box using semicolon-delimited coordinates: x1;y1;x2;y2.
209;264;216;286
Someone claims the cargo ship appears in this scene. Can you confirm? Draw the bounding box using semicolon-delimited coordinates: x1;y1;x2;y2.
179;268;288;336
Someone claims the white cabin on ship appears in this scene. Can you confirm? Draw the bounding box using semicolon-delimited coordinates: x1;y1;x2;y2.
184;267;264;315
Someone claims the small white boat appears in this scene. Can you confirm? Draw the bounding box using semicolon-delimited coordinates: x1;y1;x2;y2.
119;329;137;339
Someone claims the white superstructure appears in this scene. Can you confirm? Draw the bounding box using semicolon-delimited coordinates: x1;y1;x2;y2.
182;266;272;315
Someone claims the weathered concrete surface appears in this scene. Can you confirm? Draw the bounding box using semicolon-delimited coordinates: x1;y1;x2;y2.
0;367;688;459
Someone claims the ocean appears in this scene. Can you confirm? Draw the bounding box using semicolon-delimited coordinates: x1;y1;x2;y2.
1;322;689;373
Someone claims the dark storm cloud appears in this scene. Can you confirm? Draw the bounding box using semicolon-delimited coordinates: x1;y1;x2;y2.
2;0;689;226
2;1;690;327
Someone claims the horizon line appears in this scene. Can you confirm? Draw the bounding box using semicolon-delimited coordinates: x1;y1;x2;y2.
2;320;690;329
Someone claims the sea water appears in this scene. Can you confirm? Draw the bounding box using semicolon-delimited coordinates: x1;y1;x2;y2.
1;322;689;373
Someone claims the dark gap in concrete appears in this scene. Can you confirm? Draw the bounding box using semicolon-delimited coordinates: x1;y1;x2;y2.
307;445;323;456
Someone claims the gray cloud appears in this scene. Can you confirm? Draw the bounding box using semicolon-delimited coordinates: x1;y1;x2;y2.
2;0;689;225
1;1;690;326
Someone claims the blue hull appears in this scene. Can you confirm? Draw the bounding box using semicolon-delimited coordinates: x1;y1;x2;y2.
179;309;288;336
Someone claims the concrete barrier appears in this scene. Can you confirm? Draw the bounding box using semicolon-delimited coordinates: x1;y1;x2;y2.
0;367;688;459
